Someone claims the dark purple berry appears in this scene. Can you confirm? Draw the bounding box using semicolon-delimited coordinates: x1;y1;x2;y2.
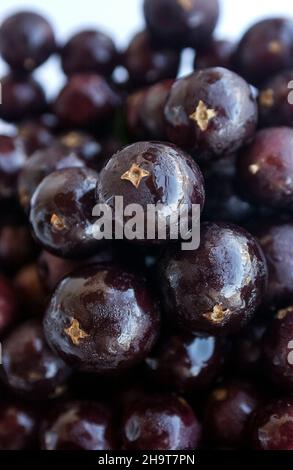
43;265;161;373
237;127;293;211
2;319;71;399
40;401;117;450
195;40;235;70
0;135;27;199
165;67;258;160
53;74;121;129
0;74;47;122
0;402;38;450
258;70;293;128
17;121;55;156
144;0;219;48
0;275;19;338
159;222;267;335
234;18;293;86
204;379;260;447
123;31;180;87
145;333;224;393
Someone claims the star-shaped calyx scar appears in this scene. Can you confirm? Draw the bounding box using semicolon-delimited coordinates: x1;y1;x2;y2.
177;0;193;10
64;318;89;345
120;163;150;189
189;100;217;132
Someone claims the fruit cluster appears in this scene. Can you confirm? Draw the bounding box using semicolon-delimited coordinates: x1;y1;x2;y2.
0;0;292;451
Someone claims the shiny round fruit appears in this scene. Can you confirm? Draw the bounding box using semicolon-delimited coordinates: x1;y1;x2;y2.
159;222;267;335
43;265;161;373
195;40;235;70
257;223;293;306
0;74;47;122
145;333;224;393
123;31;180;87
0;11;56;73
262;307;293;390
0;135;27;199
18;145;85;213
40;401;117;450
204;379;260;447
165;67;258;160
0;402;38;450
61;29;117;77
30;167;100;258
122;394;201;450
96;141;205;244
126;80;173;140
251;398;293;450
258;70;293;128
144;0;219;48
237;127;293;211
17;120;55;156
234;18;293;86
53;74;120;129
2;319;71;399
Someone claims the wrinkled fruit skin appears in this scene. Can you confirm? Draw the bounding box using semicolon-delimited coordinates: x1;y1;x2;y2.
159;222;268;335
43;265;161;374
0;11;56;73
122;394;202;450
251;398;293;450
2;319;71;399
40;401;117;450
262;307;293;390
237;127;293;211
143;0;219;48
204;380;260;448
145;333;224;393
29;167;100;258
164;67;258;160
96;141;205;244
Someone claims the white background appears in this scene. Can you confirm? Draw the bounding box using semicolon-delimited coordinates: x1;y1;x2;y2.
0;0;292;97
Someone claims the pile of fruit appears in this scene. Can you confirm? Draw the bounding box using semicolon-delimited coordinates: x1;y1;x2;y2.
0;0;292;451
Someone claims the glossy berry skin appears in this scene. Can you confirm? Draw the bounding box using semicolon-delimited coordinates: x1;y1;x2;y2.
30;167;100;259
251;398;293;450
234;18;293;86
144;0;219;49
195;40;235;70
122;394;201;450
145;333;224;393
262;307;293;390
0;402;38;450
18;145;85;213
126;80;173;140
204;380;260;448
96;141;205;244
123;31;180;87
0;75;47;122
17;121;55;156
258;71;293;128
0;11;56;73
0;135;27;199
0;275;19;338
256;223;293;306
40;401;116;450
53;74;121;129
43;265;161;374
237;127;293;211
61;30;117;77
37;248;116;292
159;222;267;335
2;319;71;399
164;67;258;160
